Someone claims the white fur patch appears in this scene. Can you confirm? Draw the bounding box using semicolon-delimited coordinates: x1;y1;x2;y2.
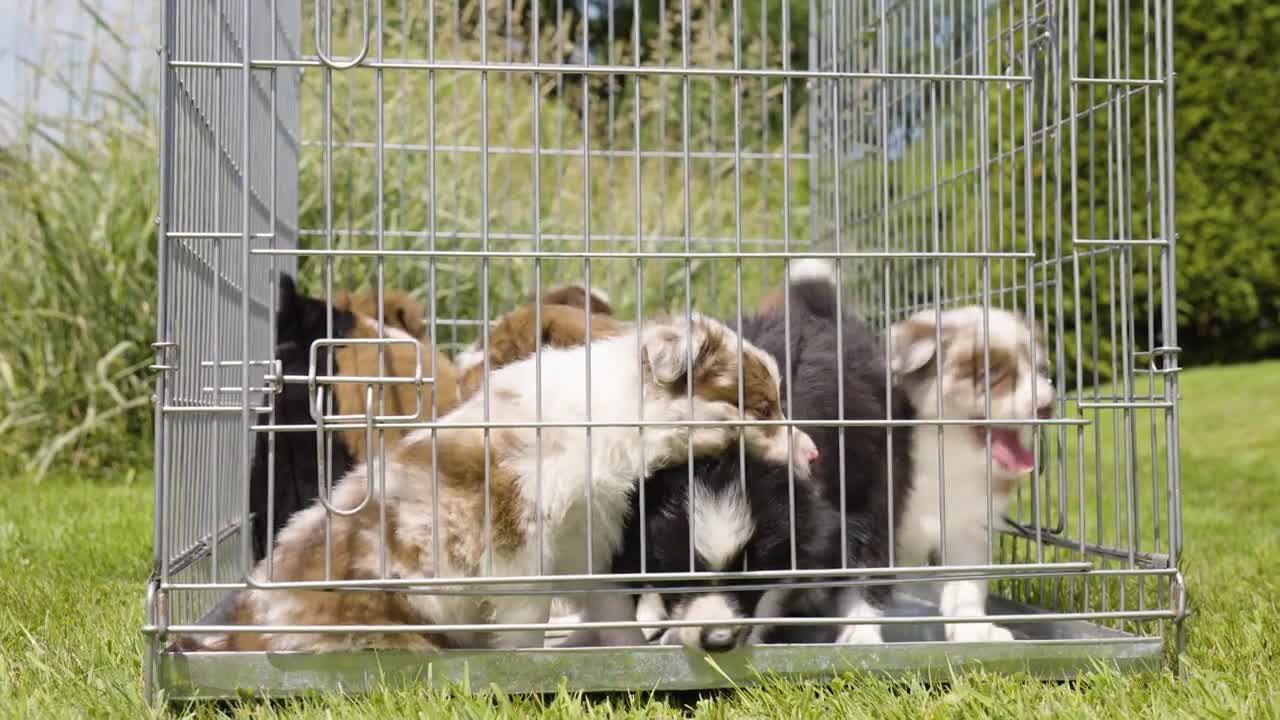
360;316;414;340
835;590;885;644
788;258;836;286
692;484;755;571
453;345;485;373
665;593;743;649
636;592;668;642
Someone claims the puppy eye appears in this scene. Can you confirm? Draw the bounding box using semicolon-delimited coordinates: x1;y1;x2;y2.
976;367;1010;387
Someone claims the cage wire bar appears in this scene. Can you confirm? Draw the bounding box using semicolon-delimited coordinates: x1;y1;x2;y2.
146;0;1183;703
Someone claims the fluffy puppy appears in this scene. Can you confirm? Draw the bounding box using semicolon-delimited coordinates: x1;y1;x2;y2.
175;313;819;653
333;287;429;339
890;305;1055;642
454;286;617;399
458;303;625;400
248;275;459;563
249;275;354;562
619;260;915;650
613;446;844;651
330;291;461;459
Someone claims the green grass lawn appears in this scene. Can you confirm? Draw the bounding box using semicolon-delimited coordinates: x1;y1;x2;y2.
2;360;1278;718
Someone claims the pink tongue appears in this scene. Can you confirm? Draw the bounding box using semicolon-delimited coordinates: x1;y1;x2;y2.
989;428;1035;473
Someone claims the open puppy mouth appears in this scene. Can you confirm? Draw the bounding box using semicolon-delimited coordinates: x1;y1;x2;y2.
972;423;1036;475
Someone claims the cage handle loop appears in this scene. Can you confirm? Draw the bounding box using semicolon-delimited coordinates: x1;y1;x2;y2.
313;0;370;70
310;386;375;517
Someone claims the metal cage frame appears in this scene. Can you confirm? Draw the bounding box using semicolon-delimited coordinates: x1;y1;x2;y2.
146;0;1183;703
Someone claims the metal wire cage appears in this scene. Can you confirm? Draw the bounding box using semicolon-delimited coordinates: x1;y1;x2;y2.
146;0;1183;703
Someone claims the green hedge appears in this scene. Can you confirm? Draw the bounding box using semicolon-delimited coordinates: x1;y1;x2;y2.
1170;0;1280;365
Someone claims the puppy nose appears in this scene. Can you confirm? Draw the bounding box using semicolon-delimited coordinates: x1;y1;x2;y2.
1036;399;1054;419
700;626;740;652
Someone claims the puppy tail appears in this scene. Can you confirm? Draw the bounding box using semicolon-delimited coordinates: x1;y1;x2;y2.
787;259;839;321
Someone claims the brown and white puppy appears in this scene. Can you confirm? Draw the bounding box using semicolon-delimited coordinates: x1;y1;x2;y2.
173;313;819;653
330;289;461;460
250;278;459;564
890;305;1055;642
333;288;430;340
457;302;625;400
454;286;617;400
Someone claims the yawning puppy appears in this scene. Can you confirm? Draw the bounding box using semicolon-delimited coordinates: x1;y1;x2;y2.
173;313;819;653
890;305;1055;642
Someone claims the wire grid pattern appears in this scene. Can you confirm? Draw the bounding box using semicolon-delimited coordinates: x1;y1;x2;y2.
153;0;301;625
148;0;1182;689
810;0;1179;631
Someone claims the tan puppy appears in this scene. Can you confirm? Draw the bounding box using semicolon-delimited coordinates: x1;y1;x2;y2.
330;289;461;461
456;286;623;400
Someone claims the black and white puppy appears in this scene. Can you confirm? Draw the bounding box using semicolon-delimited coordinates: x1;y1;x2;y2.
617;259;916;649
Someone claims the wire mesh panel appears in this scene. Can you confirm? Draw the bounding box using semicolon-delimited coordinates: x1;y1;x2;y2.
810;0;1181;641
147;0;1182;703
148;0;302;693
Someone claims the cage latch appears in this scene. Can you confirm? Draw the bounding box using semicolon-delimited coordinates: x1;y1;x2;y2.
148;341;178;373
304;337;433;512
1144;345;1182;375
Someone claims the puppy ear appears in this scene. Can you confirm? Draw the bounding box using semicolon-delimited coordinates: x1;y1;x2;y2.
891;312;942;376
643;316;713;385
586;289;614;317
396;304;427;339
278;273;299;310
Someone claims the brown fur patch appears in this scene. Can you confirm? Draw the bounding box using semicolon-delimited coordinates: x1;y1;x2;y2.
533;285;615;317
174;483;456;653
395;431;528;575
897;316;941;352
332;295;461;460
957;341;1018;395
459;303;626;399
335;289;428;339
662;319;783;434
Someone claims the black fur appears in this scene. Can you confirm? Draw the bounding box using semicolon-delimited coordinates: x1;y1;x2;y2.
613;445;843;635
615;269;916;643
248;274;357;562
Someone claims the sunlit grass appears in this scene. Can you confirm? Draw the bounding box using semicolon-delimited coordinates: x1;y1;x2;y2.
4;361;1277;716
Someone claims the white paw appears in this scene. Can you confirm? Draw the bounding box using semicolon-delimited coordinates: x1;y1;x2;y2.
835;623;884;645
635;593;667;643
946;621;1016;643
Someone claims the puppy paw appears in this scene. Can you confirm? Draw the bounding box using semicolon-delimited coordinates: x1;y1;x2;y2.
835;623;884;645
946;622;1016;643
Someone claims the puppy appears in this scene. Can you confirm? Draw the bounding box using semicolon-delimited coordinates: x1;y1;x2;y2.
175;313;819;653
890;305;1055;642
330;290;461;459
458;301;625;400
248;275;459;563
333;287;429;339
454;285;615;386
614;445;844;651
619;259;915;650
